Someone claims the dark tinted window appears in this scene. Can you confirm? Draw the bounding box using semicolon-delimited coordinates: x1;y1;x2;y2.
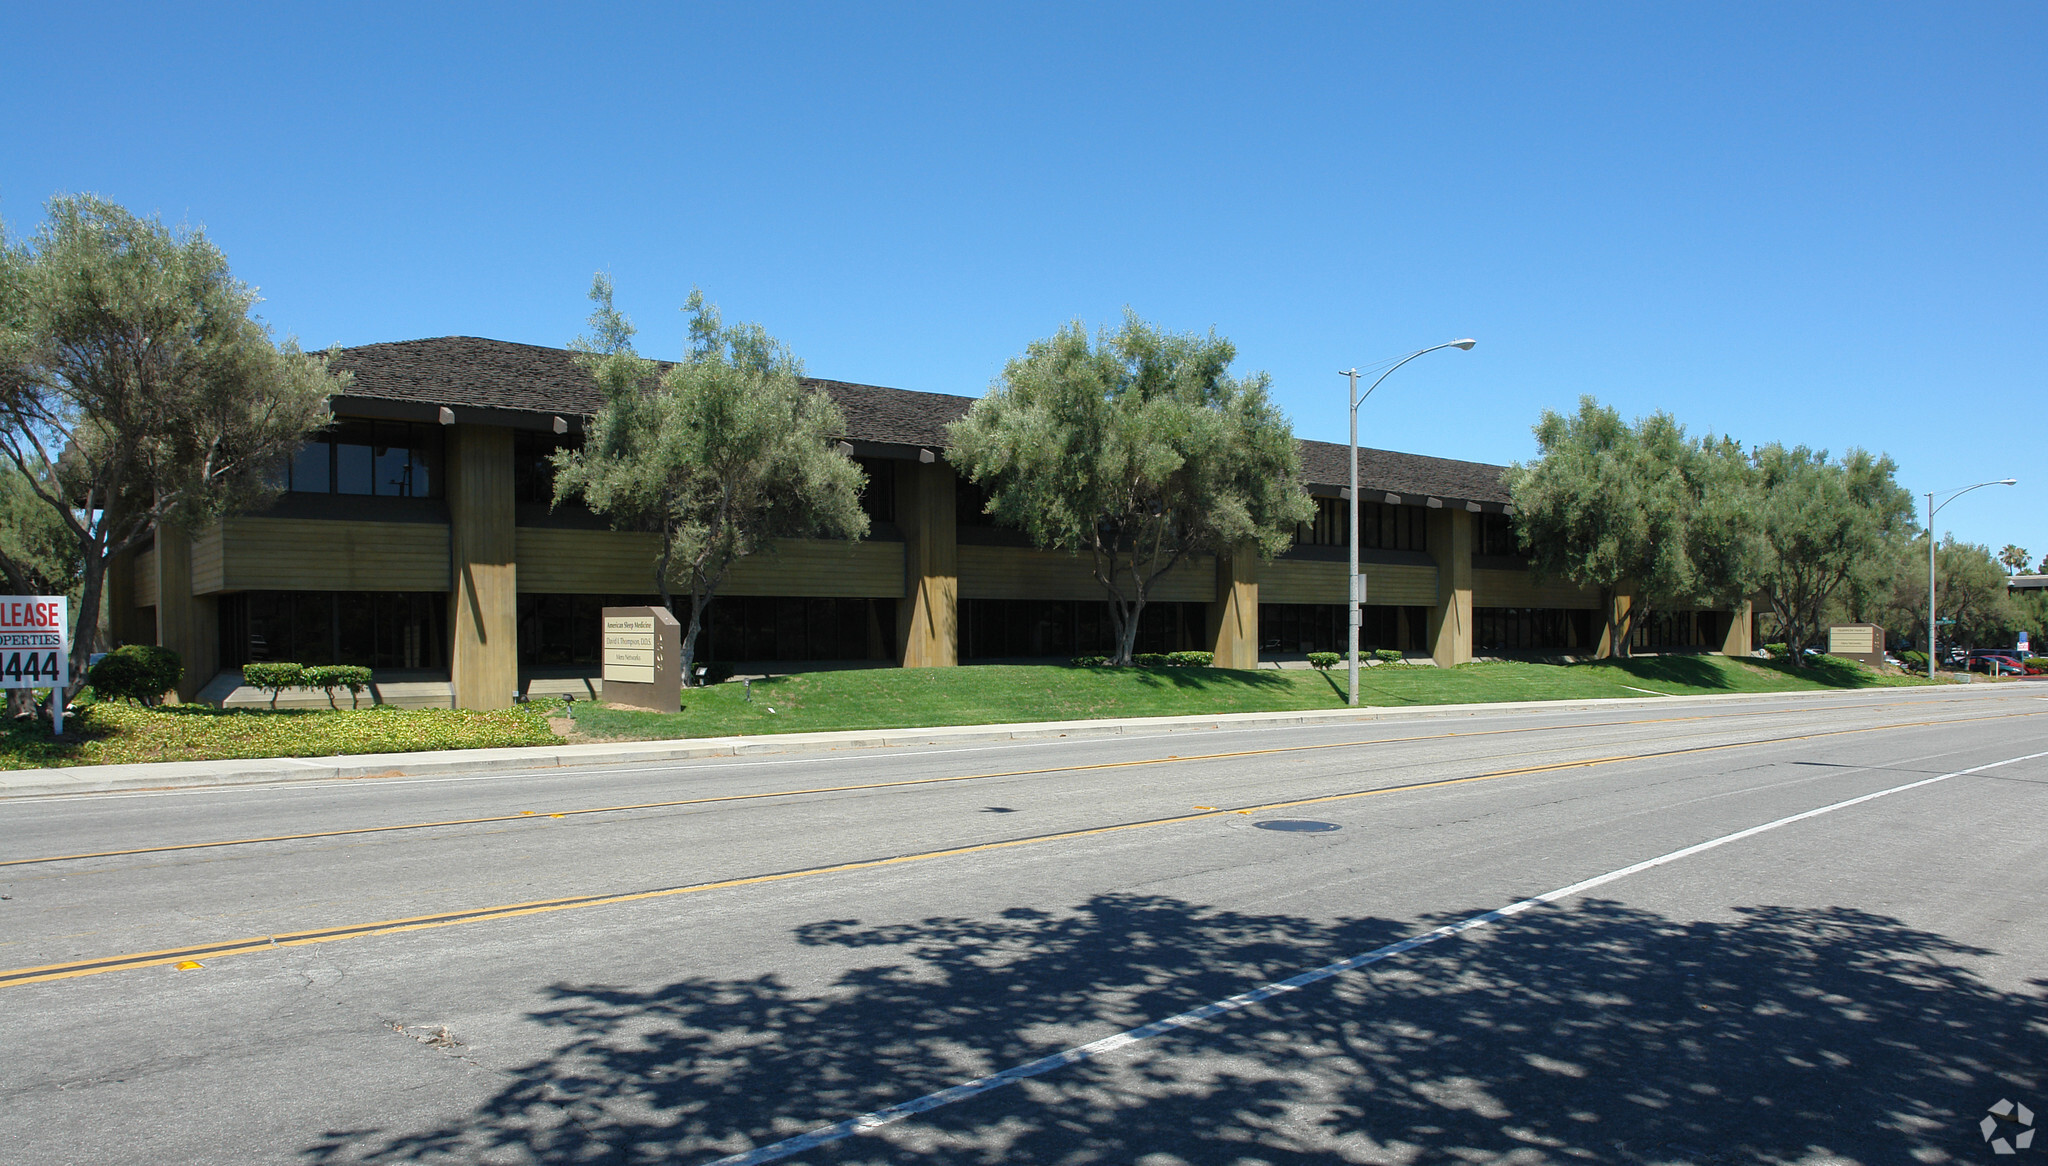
333;420;375;495
287;419;444;498
515;429;582;505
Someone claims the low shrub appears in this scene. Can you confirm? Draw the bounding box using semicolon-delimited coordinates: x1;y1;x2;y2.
1763;642;1791;659
1306;652;1340;671
1072;652;1213;667
303;664;374;708
1899;650;1929;669
1374;648;1404;664
242;662;307;708
87;645;184;706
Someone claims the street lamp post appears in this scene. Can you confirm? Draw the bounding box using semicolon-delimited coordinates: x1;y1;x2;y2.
1341;339;1475;706
1925;478;2017;679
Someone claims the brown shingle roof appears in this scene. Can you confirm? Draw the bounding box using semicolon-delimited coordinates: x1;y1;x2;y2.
1297;439;1511;505
329;335;1508;504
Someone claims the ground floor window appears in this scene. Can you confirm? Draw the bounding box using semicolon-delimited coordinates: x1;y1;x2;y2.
1474;607;1597;653
702;596;895;663
517;593;661;668
219;591;446;670
1258;604;1427;655
1630;609;1723;651
961;599;1205;659
518;594;894;667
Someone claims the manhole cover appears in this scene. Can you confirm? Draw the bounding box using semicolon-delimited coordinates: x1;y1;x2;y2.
1254;819;1341;833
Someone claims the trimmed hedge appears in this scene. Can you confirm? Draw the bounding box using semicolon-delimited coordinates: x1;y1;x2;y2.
242;662;378;708
1306;652;1340;670
1375;648;1404;664
305;664;375;708
86;645;184;706
242;662;307;708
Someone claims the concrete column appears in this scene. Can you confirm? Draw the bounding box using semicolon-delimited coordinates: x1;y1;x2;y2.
152;527;218;702
1720;599;1753;657
896;459;958;667
1426;507;1474;667
447;425;518;709
1206;547;1258;669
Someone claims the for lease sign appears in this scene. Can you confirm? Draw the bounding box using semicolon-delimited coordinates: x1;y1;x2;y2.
0;596;68;688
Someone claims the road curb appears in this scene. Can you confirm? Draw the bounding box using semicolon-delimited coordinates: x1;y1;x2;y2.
0;685;1963;799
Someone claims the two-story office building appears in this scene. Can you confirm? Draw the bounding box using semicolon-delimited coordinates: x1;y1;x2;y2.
108;337;1751;708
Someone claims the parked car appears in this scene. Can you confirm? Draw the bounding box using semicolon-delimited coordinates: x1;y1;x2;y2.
1967;653;2025;676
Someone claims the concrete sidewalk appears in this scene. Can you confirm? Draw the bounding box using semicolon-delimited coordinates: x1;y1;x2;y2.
0;686;1921;800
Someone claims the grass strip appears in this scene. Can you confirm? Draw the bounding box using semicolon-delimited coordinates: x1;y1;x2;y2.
564;655;1932;742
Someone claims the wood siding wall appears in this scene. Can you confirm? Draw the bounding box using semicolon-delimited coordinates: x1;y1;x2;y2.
189;523;224;595
1260;559;1437;607
1471;568;1601;610
514;528;907;599
191;518;451;592
133;548;159;608
957;546;1218;603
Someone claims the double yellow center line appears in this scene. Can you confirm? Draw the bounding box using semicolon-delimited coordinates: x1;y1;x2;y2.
3;712;1743;869
3;708;2034;989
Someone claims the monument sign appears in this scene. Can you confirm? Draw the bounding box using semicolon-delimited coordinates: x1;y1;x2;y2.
1825;623;1886;667
601;605;681;711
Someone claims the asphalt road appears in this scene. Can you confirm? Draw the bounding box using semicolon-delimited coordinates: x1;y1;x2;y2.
3;685;2045;1165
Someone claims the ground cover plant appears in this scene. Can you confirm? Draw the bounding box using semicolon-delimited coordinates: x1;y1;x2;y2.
0;702;557;770
564;654;1931;742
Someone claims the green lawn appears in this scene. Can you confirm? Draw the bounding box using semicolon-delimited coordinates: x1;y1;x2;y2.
565;654;1933;742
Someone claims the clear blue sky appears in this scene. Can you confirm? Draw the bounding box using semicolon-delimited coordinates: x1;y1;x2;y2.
5;3;2042;556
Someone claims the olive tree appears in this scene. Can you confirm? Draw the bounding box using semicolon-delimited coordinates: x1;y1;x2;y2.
1505;397;1753;657
551;277;868;686
0;195;343;716
946;312;1313;665
1747;444;1912;662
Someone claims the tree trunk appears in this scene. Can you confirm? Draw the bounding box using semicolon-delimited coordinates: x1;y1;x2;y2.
1115;597;1146;665
1606;587;1631;660
679;593;707;692
52;551;111;726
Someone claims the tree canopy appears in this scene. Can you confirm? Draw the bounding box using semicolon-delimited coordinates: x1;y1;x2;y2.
0;194;344;711
1504;397;1752;656
946;312;1312;664
1746;444;1913;659
551;276;867;684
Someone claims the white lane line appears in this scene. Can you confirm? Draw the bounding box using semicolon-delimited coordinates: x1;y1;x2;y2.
706;745;2048;1166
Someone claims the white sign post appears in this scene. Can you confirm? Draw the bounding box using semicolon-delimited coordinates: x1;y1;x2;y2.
1;595;69;734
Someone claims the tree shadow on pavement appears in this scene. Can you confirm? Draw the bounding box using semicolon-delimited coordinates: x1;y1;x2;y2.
304;894;2046;1165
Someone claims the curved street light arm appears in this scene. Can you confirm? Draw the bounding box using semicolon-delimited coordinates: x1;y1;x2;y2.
1352;340;1477;408
1928;478;2019;519
1924;477;2017;678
